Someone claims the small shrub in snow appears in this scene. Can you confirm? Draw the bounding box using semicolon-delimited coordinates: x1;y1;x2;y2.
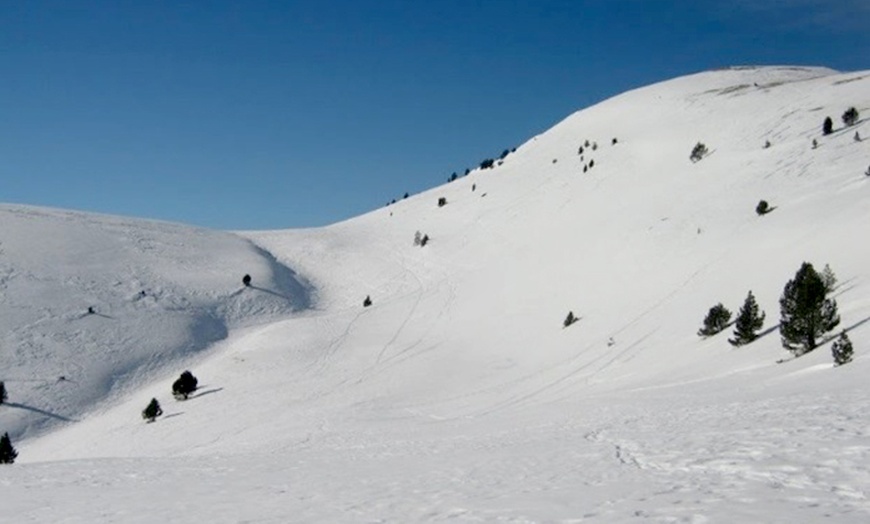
698;303;732;337
0;381;6;405
437;197;447;208
413;231;422;246
172;371;199;400
821;263;837;294
612;138;618;145
831;331;853;366
142;398;163;422
242;274;252;287
0;432;17;464
480;159;495;170
779;262;840;355
449;173;458;183
500;149;510;160
854;131;861;142
763;140;771;149
563;311;578;328
812;139;818;149
822;116;833;135
420;234;429;247
729;291;765;346
756;200;771;215
842;107;859;127
592;142;598;151
690;142;709;163
865;165;870;177
404;192;409;199
363;295;372;307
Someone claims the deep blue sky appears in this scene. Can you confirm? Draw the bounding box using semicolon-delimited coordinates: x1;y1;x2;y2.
2;1;867;230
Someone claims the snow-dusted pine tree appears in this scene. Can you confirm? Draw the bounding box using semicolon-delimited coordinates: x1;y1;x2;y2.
831;331;853;366
779;262;840;355
729;291;765;346
698;303;731;337
0;381;6;405
821;263;837;294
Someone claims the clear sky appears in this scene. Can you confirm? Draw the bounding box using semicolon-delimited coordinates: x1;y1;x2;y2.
2;1;867;230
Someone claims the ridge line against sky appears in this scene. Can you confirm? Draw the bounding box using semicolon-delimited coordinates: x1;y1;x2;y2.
1;0;867;230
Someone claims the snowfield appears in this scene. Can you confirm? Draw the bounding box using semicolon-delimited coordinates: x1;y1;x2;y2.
2;66;869;522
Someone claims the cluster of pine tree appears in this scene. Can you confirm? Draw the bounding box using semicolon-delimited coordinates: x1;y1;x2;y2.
697;263;852;366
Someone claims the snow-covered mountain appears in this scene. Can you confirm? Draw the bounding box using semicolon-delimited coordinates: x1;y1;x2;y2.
2;66;869;523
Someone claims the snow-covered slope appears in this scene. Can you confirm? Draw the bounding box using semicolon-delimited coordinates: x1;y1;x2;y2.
4;66;870;522
0;205;311;439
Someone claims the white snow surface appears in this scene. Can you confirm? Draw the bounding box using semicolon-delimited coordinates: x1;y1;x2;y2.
2;66;870;523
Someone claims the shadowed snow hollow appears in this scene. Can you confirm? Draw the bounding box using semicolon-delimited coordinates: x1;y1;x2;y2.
0;205;311;439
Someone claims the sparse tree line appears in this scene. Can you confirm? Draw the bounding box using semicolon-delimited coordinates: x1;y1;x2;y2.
697;262;853;366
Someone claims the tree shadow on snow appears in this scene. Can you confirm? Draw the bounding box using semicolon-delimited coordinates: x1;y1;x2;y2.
162;412;184;420
5;402;77;423
820;314;870;346
189;387;223;400
249;285;293;301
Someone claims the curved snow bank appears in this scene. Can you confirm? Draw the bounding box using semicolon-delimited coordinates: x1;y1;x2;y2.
0;205;310;439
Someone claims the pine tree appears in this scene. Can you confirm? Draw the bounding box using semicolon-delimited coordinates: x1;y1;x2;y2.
831;331;853;366
779;262;840;355
0;432;17;464
141;398;163;422
821;263;837;294
0;381;6;405
823;116;833;135
729;291;766;346
172;371;199;400
563;311;577;328
698;303;732;337
842;107;859;127
690;142;709;162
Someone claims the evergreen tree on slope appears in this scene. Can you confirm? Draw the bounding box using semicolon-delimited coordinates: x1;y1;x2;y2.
729;291;765;346
0;432;17;464
831;331;854;366
779;262;840;355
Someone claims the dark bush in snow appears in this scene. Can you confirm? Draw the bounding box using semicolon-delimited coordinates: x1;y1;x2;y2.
832;331;853;366
480;159;495;170
779;262;840;355
0;432;17;464
823;116;833;135
437;197;447;208
812;139;818;149
612;137;618;145
698;303;732;337
172;371;199;400
0;381;6;405
842;107;859;127
363;295;372;307
690;142;709;162
563;311;578;328
756;200;771;215
242;274;252;287
763;140;771;149
142;398;163;422
854;131;862;142
449;172;458;183
420;234;429;247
